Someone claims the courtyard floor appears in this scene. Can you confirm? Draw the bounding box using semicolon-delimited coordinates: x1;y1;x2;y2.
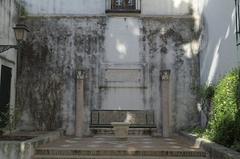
38;135;202;151
33;135;208;158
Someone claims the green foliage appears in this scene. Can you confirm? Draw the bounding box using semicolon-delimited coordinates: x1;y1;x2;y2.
205;69;240;149
198;85;215;100
185;126;206;138
197;84;215;128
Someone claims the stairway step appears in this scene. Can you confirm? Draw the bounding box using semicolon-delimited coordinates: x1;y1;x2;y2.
35;149;207;157
90;128;157;135
33;155;207;159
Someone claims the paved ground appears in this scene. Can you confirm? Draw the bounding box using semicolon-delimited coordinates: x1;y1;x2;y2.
38;135;202;151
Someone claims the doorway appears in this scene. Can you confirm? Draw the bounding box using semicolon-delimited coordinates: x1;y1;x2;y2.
0;65;12;127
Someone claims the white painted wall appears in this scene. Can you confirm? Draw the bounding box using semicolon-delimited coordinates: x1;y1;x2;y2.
0;0;18;110
142;0;191;15
199;0;239;84
21;0;105;15
21;0;192;16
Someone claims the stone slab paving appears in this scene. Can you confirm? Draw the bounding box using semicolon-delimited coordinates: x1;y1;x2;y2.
37;135;203;151
33;135;207;159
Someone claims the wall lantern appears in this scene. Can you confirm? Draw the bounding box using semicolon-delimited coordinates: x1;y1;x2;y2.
0;24;29;53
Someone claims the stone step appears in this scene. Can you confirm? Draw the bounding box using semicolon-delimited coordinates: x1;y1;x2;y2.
34;148;207;158
33;155;207;159
90;128;157;135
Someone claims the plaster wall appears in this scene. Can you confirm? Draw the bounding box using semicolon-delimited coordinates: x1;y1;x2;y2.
141;0;191;15
102;17;144;110
20;0;192;16
199;0;238;84
17;16;200;135
104;17;140;63
20;0;105;15
0;0;18;112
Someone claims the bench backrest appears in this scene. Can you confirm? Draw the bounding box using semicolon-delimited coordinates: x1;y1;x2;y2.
90;110;156;128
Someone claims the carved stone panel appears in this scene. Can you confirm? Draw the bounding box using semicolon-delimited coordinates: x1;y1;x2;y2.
103;68;143;87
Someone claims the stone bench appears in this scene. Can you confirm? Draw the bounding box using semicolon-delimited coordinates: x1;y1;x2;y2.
90;110;156;128
111;122;130;139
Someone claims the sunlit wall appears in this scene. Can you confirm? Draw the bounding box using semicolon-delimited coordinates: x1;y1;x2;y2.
20;0;192;15
199;0;238;84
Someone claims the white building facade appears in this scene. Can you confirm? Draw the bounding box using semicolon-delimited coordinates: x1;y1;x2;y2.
0;0;18;128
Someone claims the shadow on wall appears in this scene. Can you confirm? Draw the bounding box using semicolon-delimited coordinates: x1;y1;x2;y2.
200;0;238;85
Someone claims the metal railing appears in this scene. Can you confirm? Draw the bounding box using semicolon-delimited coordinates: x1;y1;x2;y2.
106;0;141;13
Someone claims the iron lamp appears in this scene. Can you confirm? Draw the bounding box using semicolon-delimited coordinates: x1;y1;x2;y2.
0;24;29;53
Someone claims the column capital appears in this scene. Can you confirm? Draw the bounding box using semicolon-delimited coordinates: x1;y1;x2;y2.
77;69;87;80
160;70;171;81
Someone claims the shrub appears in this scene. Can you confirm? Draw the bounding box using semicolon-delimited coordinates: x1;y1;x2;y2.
206;69;240;148
198;85;215;127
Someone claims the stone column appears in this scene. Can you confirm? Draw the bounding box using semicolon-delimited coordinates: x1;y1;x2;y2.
75;70;86;137
160;70;171;137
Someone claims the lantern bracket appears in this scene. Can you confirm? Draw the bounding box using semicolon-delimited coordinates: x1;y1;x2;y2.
0;41;24;54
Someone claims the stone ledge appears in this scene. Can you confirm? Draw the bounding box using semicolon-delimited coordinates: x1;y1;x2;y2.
180;131;240;159
35;149;206;157
33;155;206;159
0;130;63;159
90;127;156;135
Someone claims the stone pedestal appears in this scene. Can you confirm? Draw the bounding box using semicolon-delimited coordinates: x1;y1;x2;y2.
160;70;171;137
75;70;86;137
111;122;130;139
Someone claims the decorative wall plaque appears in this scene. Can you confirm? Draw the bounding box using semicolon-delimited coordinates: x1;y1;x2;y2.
105;69;142;82
102;68;143;87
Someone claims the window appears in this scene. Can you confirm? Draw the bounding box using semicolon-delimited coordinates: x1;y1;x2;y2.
0;65;12;128
106;0;141;13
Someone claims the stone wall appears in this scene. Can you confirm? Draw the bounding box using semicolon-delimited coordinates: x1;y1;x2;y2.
141;16;200;131
17;16;200;135
17;17;106;135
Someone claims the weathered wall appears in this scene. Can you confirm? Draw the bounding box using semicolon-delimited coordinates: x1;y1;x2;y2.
20;0;192;16
17;15;200;135
141;17;200;130
198;0;238;84
17;17;106;134
0;0;18;115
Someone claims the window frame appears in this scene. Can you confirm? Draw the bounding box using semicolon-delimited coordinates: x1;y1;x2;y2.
105;0;141;14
